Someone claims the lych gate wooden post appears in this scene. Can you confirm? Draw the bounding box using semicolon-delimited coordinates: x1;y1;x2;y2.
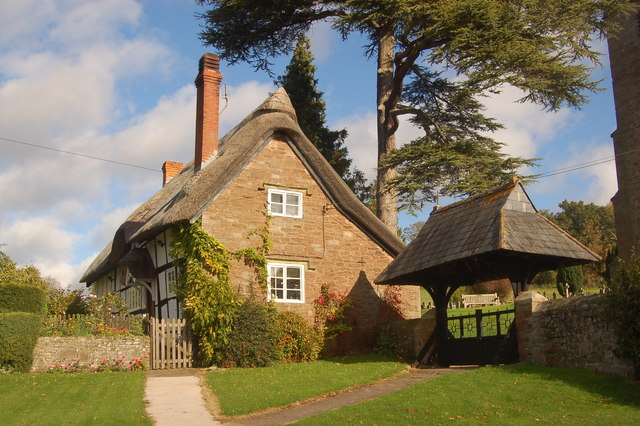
423;283;461;367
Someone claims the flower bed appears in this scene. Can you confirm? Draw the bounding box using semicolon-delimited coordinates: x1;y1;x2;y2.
48;355;148;373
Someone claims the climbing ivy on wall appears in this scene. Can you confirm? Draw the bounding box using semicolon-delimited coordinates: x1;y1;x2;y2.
171;220;241;366
233;213;272;294
170;215;272;366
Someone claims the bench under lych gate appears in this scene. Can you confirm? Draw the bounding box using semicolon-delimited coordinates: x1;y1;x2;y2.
461;293;500;308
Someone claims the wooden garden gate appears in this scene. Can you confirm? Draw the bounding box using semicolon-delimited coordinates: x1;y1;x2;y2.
445;307;518;366
150;317;193;369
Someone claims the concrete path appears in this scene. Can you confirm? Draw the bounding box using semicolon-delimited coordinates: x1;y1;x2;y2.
145;368;219;425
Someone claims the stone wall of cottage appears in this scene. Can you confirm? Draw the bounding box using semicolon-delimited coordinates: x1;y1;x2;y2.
201;135;420;349
515;292;635;379
30;336;150;372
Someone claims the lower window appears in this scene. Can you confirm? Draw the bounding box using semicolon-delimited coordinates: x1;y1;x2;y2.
268;263;304;303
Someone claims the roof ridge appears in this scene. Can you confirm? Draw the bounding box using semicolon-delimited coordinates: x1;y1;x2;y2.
432;179;519;215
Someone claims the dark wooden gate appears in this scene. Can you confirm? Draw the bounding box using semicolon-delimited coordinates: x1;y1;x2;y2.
445;307;518;366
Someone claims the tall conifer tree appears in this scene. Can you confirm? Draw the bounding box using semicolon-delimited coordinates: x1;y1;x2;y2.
276;37;370;202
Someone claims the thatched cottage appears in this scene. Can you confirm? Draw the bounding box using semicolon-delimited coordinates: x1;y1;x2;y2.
80;53;419;342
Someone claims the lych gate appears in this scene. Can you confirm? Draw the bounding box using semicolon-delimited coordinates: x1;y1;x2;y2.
376;178;600;367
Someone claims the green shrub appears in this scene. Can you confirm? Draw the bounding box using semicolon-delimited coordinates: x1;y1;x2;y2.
220;301;280;368
608;254;640;376
374;324;398;355
556;266;585;297
47;287;87;315
0;284;46;314
274;311;322;362
0;312;41;372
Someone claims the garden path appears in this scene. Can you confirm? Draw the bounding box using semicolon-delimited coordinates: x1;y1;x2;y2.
145;368;220;425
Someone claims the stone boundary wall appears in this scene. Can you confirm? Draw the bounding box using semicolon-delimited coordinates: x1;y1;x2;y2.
31;336;150;372
515;292;635;379
386;310;436;361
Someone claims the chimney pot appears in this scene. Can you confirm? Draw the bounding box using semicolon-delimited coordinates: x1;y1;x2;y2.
162;161;184;186
194;53;223;171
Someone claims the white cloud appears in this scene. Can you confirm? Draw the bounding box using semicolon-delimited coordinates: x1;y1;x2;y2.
335;112;377;180
534;141;617;206
309;21;337;63
335;112;422;181
0;216;81;266
0;1;56;46
480;86;574;158
219;81;274;132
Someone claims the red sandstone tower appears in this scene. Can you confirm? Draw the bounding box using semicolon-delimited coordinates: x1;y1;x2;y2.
608;11;640;260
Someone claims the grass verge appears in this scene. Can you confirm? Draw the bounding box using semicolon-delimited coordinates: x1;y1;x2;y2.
0;371;150;425
296;364;640;425
206;353;408;416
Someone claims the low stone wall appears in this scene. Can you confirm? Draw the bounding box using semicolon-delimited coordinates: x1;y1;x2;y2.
31;336;150;372
515;292;635;379
386;310;436;361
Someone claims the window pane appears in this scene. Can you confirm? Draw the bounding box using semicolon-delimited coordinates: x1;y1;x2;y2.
275;290;284;299
286;290;301;300
271;203;283;214
286;194;299;205
272;278;284;289
271;193;283;203
286;268;300;278
285;205;299;216
288;279;300;289
271;266;283;278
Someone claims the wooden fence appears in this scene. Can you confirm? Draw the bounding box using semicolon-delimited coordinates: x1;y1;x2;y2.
150;317;193;369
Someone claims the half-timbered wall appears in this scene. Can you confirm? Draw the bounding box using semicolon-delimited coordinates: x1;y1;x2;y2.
90;229;180;319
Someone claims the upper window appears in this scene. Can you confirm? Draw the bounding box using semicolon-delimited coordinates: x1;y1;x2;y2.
268;263;304;303
268;189;303;218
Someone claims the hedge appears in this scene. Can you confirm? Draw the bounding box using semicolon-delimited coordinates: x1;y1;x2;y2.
0;284;46;314
0;312;42;372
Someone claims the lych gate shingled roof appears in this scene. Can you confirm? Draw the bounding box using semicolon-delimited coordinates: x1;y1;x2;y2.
81;88;404;284
375;179;600;287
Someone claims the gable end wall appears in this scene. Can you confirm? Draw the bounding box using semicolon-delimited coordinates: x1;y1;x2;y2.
201;136;420;348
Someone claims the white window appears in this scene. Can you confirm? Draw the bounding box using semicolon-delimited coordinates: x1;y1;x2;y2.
268;263;304;303
268;189;303;218
167;268;177;296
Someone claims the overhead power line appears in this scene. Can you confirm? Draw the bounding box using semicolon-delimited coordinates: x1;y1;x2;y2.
2;135;640;179
0;136;160;173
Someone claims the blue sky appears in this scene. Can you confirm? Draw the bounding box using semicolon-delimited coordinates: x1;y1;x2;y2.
0;1;618;287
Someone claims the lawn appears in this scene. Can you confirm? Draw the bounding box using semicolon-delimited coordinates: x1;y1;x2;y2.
420;285;602;313
0;371;150;425
206;353;408;416
296;364;640;425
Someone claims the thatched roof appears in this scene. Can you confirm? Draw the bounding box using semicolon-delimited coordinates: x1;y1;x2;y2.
81;88;404;284
375;179;600;287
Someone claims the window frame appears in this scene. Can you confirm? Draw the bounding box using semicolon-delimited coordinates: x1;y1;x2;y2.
267;262;305;303
267;188;303;218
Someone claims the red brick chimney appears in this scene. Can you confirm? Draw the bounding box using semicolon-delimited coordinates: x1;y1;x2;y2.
162;161;184;186
194;53;223;171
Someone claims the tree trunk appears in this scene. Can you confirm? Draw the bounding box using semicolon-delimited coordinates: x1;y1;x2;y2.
375;25;398;232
